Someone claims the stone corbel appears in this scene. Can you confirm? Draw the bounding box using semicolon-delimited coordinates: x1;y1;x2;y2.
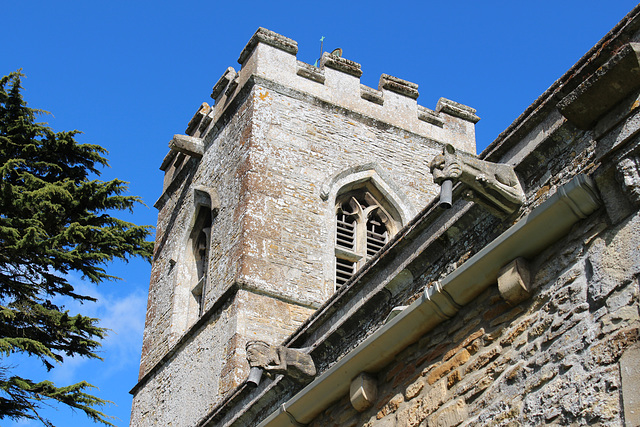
615;154;640;206
497;258;532;306
350;372;377;412
245;341;316;387
429;144;525;216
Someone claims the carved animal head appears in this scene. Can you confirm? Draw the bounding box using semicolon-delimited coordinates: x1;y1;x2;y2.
246;340;278;368
429;144;462;185
428;143;525;216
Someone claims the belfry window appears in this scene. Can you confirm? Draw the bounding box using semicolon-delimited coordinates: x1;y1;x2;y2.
334;188;400;289
168;186;219;337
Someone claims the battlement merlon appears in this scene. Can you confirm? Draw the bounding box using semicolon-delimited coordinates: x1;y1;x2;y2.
196;27;479;154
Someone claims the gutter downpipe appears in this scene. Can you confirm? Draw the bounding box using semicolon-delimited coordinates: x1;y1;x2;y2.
258;174;601;427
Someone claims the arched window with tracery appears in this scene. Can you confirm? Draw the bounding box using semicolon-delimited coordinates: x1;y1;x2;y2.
334;186;401;289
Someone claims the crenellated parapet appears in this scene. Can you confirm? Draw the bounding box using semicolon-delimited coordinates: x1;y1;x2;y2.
185;27;479;154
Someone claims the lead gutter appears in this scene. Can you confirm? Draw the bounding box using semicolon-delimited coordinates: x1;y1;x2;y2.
258;174;601;427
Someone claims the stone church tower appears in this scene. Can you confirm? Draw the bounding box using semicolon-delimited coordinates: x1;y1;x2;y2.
130;28;478;426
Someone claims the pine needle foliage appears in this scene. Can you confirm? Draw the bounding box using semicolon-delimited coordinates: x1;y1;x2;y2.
0;71;154;426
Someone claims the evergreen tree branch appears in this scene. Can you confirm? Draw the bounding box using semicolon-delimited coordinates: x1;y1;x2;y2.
0;70;153;425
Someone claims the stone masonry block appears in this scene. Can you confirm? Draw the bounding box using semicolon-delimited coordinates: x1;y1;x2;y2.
404;377;425;400
500;317;533;347
497;258;532;306
238;27;298;65
350;372;378;412
427;398;467;427
376;393;404;419
442;328;484;362
464;345;502;375
185;102;211;136
436;98;480;123
168;134;204;158
590;327;640;365
418;106;444;127
396;380;446;427
558;43;640;129
587;215;640;304
426;349;470;385
360;84;384;105
296;60;325;84
320;51;362;77
621;343;640;426
379;74;419;99
211;67;237;100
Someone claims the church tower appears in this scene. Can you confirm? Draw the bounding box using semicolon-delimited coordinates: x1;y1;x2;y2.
130;28;478;426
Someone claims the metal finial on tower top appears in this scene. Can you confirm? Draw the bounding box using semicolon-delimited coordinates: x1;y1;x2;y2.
314;37;343;67
314;36;326;67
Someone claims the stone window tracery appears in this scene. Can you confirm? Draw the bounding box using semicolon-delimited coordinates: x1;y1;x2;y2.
335;187;400;289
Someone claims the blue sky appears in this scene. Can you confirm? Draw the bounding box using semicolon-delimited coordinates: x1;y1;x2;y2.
2;1;638;425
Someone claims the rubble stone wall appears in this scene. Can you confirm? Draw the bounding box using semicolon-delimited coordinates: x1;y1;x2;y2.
310;207;639;426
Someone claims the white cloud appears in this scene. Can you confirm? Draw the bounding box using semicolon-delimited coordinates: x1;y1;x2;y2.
98;290;147;374
43;273;148;382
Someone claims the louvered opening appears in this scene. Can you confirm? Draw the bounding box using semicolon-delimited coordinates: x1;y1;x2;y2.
335;187;401;290
366;216;388;258
335;257;356;289
336;213;356;250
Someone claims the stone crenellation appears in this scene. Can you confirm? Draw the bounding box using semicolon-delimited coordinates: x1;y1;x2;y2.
197;27;479;154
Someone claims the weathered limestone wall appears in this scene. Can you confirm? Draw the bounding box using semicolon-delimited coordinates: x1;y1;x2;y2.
132;27;479;426
131;294;236;426
130;288;317;427
238;82;449;301
137;84;255;378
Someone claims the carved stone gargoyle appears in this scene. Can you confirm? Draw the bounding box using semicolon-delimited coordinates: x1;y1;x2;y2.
429;144;525;216
245;340;316;386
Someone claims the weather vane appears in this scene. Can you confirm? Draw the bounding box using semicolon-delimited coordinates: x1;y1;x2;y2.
314;36;342;66
315;36;326;67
